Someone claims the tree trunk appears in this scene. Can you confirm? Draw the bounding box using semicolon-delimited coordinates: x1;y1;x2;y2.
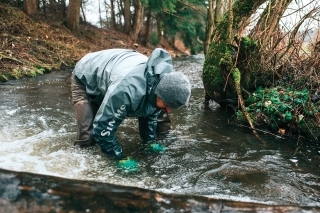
250;0;293;48
66;0;81;33
156;14;162;41
117;0;123;28
130;0;144;42
80;2;86;23
204;0;214;55
23;0;38;17
142;7;151;46
123;0;131;34
61;0;66;20
49;0;57;7
110;0;117;30
41;0;46;17
98;0;102;28
214;0;223;25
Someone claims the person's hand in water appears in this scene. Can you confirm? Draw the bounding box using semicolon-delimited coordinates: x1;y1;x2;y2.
146;143;166;152
117;156;139;172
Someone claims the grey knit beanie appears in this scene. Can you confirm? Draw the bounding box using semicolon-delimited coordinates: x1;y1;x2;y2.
154;72;191;109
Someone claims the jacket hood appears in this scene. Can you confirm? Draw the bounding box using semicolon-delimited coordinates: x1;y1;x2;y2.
145;48;174;107
146;48;173;76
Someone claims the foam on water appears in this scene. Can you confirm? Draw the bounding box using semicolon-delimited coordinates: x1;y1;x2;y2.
5;109;18;116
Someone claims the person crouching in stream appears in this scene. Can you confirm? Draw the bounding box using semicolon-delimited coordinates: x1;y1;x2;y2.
70;48;191;162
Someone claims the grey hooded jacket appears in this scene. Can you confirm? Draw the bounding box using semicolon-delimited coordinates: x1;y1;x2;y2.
74;48;173;158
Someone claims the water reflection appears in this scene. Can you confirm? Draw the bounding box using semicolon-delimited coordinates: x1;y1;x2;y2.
0;55;319;207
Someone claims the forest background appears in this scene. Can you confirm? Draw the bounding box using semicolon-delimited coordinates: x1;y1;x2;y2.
0;0;320;141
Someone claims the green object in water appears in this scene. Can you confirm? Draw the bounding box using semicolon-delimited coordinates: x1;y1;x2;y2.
150;143;166;152
118;157;138;171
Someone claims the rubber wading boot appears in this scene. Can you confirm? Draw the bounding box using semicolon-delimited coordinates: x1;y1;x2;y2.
156;110;171;133
74;100;98;148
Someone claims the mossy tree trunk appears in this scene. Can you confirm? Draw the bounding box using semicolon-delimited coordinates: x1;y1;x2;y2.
203;0;293;106
203;0;267;105
202;0;301;138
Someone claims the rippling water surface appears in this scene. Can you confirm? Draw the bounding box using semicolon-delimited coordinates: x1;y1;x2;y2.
0;54;319;207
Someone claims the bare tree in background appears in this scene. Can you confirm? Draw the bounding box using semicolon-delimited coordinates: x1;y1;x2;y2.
80;0;87;23
143;7;152;46
130;0;144;42
204;0;214;55
67;0;81;32
23;0;39;17
250;0;293;48
110;0;117;29
123;0;131;34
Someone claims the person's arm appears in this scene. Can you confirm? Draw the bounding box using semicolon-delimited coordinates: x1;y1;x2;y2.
93;89;130;159
138;110;160;144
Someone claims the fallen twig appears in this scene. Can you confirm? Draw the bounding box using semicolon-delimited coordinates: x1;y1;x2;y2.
0;53;23;64
229;121;285;139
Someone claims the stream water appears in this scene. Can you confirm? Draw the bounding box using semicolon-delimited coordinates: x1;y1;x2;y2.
0;54;319;207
